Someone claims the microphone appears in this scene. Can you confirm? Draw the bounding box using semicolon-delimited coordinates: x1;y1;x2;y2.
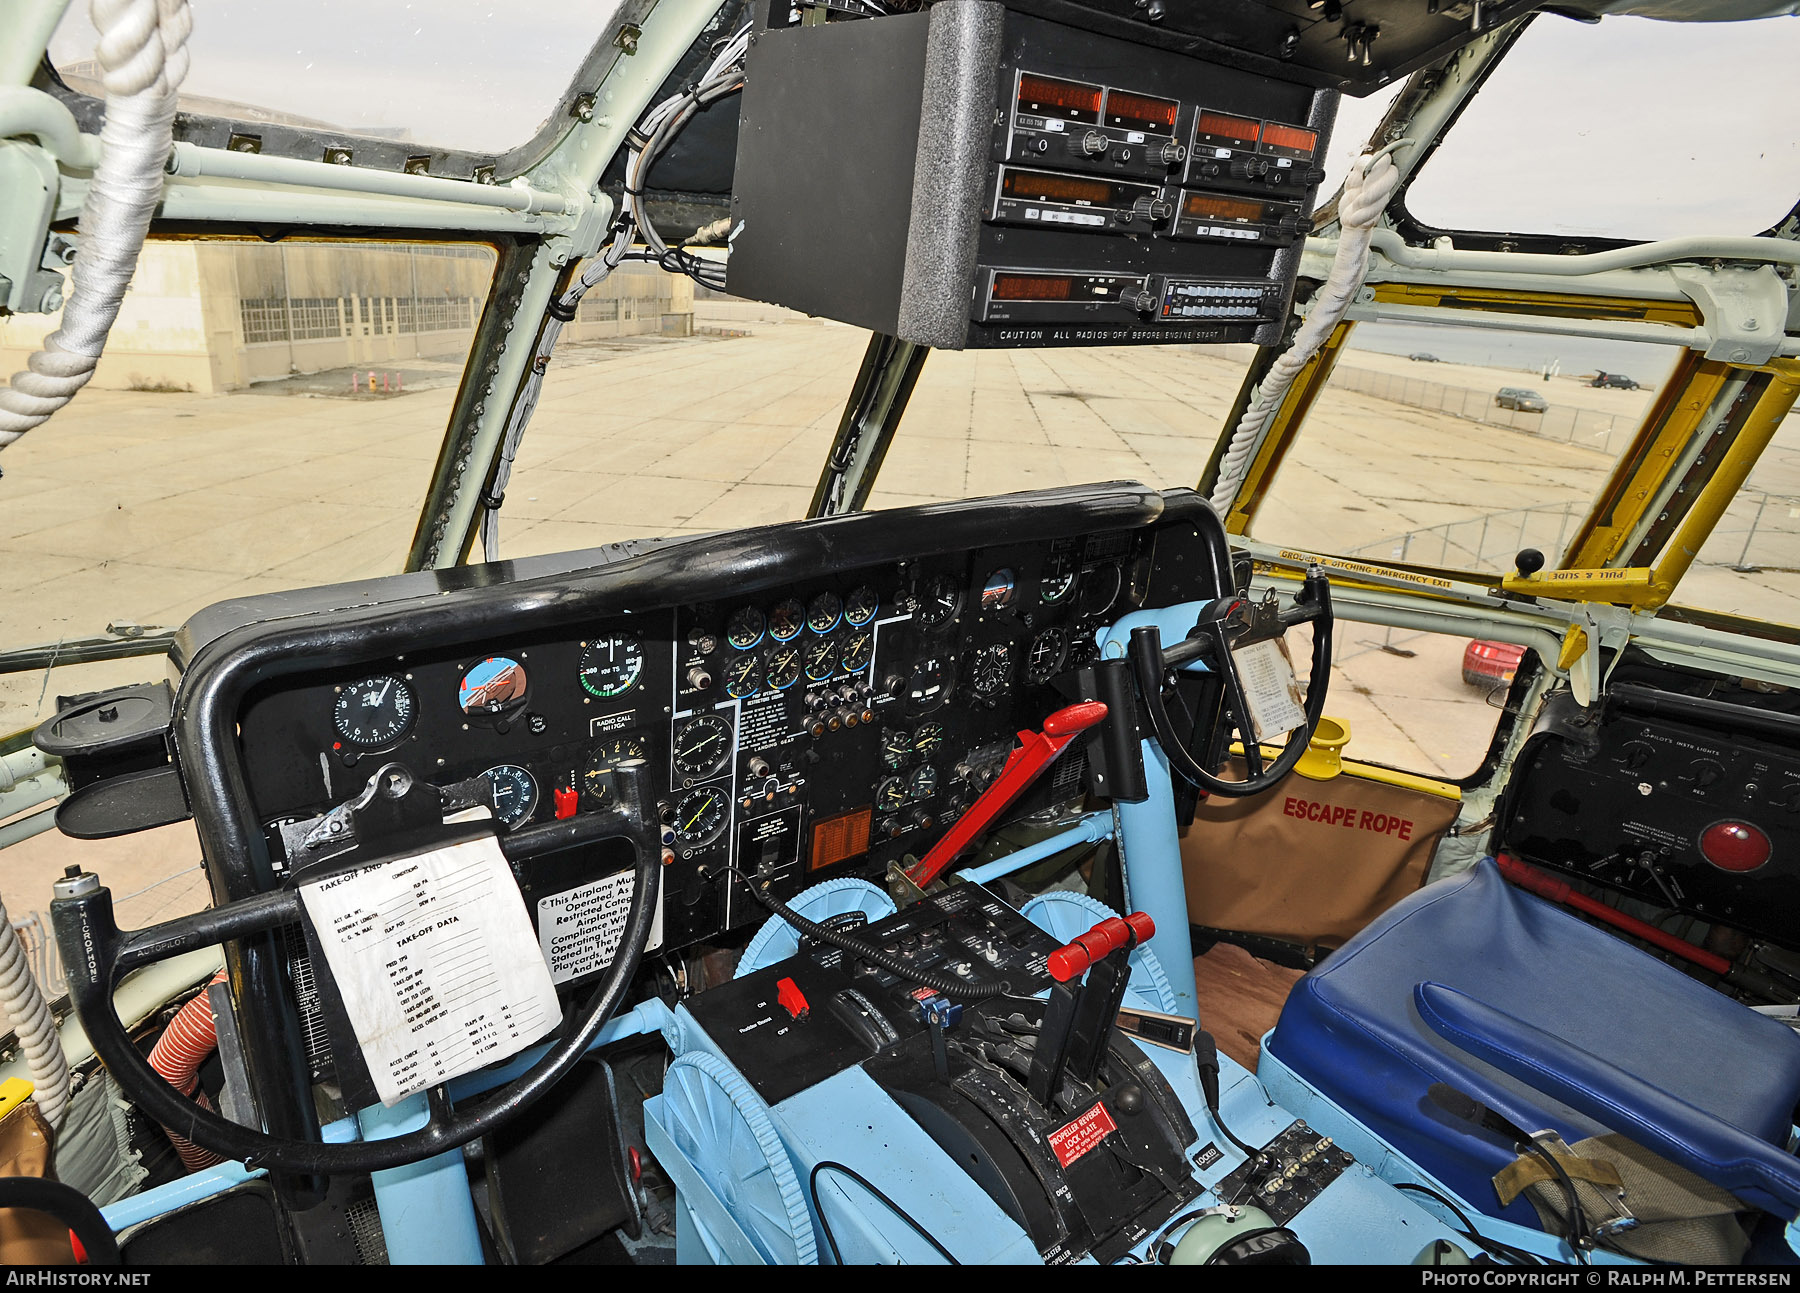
1426;1082;1536;1146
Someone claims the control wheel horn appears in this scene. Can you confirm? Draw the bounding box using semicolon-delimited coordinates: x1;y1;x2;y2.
1129;566;1333;798
50;762;663;1174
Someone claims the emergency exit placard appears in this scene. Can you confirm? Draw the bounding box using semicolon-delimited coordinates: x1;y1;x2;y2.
300;835;561;1106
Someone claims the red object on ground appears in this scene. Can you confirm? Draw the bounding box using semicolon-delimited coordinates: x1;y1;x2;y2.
1461;639;1526;687
1047;911;1156;982
148;970;228;1170
905;701;1108;889
1495;854;1732;975
776;977;809;1021
554;786;579;819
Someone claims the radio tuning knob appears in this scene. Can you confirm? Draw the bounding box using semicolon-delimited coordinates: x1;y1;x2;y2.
1230;156;1269;180
1131;195;1173;226
1158;139;1186;166
1070;129;1108;158
1124;288;1158;316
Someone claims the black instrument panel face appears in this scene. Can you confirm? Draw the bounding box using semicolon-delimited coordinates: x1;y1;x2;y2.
239;524;1202;953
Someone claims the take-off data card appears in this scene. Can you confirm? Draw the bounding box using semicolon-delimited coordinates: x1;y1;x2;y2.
1231;637;1308;742
299;835;561;1106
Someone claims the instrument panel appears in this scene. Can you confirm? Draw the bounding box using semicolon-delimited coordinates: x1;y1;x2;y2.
232;495;1222;960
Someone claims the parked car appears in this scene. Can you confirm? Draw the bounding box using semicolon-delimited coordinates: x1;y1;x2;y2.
1591;370;1639;389
1462;638;1526;687
1495;386;1547;412
1408;352;1440;362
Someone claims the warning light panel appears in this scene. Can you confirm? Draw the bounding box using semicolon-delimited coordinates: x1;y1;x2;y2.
810;806;872;871
1016;74;1102;124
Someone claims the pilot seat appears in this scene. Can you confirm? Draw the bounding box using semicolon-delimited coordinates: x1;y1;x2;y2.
1261;858;1800;1240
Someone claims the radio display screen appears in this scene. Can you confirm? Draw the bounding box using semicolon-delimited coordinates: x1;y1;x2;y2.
1017;74;1102;125
992;274;1077;302
1000;169;1148;207
1260;122;1318;157
1194;111;1261;148
1182;193;1271;223
1105;90;1178;134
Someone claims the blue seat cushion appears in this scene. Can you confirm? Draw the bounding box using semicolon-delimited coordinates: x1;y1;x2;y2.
1265;858;1800;1225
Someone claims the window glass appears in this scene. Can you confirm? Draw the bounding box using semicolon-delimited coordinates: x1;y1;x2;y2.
50;1;625;154
1674;402;1800;630
1316;81;1405;209
1251;323;1683;569
0;238;496;736
1287;621;1519;781
1404;15;1800;241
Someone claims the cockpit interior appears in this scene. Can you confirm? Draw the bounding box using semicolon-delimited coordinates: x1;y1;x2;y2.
2;0;1800;1268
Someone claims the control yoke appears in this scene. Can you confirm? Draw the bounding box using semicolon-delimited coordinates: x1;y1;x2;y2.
1130;566;1333;797
50;762;663;1174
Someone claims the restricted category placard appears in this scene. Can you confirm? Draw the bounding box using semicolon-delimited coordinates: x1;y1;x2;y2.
299;835;561;1106
537;869;664;986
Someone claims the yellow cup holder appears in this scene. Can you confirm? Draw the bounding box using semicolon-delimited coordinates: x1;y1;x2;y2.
1294;716;1350;781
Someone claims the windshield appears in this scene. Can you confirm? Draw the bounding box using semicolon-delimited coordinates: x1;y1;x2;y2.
49;1;626;154
1404;14;1800;241
0;238;496;736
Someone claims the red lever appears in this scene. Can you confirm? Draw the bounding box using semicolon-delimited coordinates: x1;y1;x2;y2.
776;977;810;1021
1047;911;1155;982
905;701;1108;889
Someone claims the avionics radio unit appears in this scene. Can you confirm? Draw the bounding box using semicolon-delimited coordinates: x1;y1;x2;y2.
727;0;1336;350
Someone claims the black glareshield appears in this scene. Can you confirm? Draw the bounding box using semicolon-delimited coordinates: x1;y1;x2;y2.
49;762;662;1175
1129;567;1332;798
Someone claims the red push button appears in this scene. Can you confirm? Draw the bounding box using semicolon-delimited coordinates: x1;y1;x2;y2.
776;977;809;1021
1700;820;1771;873
553;786;578;820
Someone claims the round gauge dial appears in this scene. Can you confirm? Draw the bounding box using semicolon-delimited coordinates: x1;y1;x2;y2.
804;637;838;682
584;734;649;803
477;764;537;829
578;636;643;699
768;598;806;643
1040;551;1077;604
880;728;913;771
841;630;874;675
672;786;729;849
904;657;949;713
970;643;1013;698
908;765;938;800
334;675;415;747
844;585;880;627
981;568;1016;611
459;656;528;716
806;591;843;635
876;777;910;814
1027;626;1069;684
917;575;962;628
673;713;733;781
725;606;766;651
1077;562;1123;619
912;721;945;756
723;653;761;699
764;643;803;691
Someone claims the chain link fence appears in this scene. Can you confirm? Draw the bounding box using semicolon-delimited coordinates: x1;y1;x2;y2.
1329;366;1638;459
1348;500;1586;576
1705;491;1800;574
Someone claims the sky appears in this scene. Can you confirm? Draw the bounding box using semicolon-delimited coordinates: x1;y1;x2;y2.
47;5;1800;237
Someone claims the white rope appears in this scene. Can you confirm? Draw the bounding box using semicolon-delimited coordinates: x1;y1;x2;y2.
1208;146;1405;513
0;898;70;1128
0;0;193;448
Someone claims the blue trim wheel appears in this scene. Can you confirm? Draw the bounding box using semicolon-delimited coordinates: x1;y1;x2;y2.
660;1051;818;1265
